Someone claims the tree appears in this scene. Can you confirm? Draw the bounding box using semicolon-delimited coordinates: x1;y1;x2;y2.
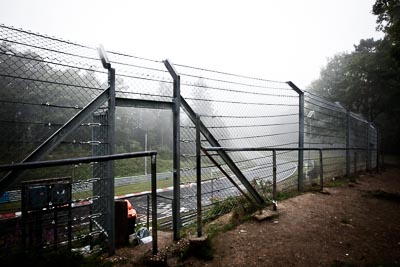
308;37;400;154
373;0;400;62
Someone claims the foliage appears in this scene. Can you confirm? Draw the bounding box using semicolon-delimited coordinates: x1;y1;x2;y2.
205;196;238;220
373;0;400;62
308;36;400;154
276;189;302;201
307;0;400;154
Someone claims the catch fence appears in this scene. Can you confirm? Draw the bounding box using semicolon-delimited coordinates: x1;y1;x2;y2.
0;23;379;256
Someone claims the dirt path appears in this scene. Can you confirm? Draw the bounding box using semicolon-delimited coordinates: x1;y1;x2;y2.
110;164;400;266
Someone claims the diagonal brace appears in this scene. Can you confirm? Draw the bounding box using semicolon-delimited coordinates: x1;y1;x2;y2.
181;96;264;205
0;88;110;196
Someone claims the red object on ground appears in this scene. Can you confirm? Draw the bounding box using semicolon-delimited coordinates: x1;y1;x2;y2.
124;199;137;219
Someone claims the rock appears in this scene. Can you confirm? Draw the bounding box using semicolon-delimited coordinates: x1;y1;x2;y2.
253;209;279;221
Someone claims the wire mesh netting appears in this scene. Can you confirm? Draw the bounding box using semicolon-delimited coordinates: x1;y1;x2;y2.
175;63;300;220
0;24;112;254
105;51;173;102
0;24;380;255
349;112;372;172
304;92;347;185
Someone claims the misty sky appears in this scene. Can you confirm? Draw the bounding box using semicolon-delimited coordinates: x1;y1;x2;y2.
0;0;384;89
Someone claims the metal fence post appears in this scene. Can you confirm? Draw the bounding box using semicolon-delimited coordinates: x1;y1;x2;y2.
151;154;158;255
367;122;371;172
287;82;304;191
346;111;351;177
319;149;324;191
196;115;202;237
376;125;380;172
272;150;277;211
163;59;181;240
98;45;116;255
354;151;358;174
375;127;381;172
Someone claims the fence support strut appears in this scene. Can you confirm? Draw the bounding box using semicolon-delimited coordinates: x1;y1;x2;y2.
98;44;116;256
180;96;265;205
195;115;202;237
163;59;181;241
272;150;277;211
0;88;110;197
287;81;304;192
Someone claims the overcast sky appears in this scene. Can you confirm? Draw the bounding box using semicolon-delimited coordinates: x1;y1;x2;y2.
0;0;384;89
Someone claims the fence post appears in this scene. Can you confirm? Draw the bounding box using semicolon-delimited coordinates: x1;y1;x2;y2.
287;82;304;191
367;122;371;172
272;150;277;211
346;111;351;177
151;154;158;255
163;59;181;240
354;151;358;174
98;45;116;255
196;115;202;237
375;124;380;173
319;149;324;191
108;67;116;255
147;194;150;229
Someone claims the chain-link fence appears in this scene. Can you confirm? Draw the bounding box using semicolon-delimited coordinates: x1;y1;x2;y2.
304;92;347;183
0;24;379;256
0;24;112;255
175;64;299;220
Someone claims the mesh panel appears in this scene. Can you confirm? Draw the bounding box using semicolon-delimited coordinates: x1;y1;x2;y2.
0;24;110;253
0;23;380;254
175;64;299;220
304;92;347;183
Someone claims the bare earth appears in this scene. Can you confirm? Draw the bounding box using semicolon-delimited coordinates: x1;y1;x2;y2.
108;163;400;267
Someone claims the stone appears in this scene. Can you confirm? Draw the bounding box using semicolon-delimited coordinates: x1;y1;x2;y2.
253;209;279;221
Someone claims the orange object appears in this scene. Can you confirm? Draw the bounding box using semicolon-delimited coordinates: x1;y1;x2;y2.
124;199;137;219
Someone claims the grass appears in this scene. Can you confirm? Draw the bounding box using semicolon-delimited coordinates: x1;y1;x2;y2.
114;177;173;195
277;189;302;201
324;176;351;188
